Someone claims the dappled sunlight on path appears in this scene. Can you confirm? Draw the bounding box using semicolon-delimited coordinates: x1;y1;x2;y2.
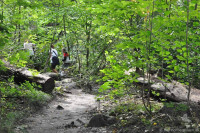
15;78;107;133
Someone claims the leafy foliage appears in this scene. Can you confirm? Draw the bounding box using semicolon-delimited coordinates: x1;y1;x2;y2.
0;0;200;131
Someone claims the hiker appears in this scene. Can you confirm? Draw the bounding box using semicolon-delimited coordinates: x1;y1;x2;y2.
23;40;36;58
62;48;70;68
50;45;60;73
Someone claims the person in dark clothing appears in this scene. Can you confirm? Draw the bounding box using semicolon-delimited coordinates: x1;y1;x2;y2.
62;48;70;68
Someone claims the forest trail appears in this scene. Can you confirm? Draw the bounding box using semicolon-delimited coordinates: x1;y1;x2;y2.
15;78;106;133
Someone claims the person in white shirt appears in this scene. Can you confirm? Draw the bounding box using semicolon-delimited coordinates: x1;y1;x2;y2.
23;40;35;57
50;45;59;73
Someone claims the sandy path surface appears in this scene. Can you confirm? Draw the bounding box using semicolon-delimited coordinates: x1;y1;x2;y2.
15;78;108;133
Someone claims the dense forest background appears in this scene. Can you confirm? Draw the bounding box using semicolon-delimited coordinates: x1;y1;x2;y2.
0;0;200;132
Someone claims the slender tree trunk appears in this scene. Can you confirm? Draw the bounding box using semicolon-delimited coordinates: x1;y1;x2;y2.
143;12;150;115
14;25;17;44
86;47;89;68
62;0;70;58
63;15;71;57
43;0;59;72
143;1;155;116
77;42;81;74
74;32;81;73
148;0;155;115
51;0;57;43
63;14;70;59
142;64;151;115
132;14;141;74
18;5;21;44
193;3;198;88
186;0;191;105
63;14;66;42
58;0;60;10
1;0;3;23
67;40;70;59
85;17;92;68
168;0;171;18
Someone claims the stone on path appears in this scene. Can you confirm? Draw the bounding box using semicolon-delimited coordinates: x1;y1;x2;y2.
56;105;64;110
87;114;117;127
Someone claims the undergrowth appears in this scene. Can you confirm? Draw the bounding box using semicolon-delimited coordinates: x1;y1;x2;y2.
0;78;52;133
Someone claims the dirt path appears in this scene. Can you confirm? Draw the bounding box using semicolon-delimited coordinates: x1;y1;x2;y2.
15;78;108;133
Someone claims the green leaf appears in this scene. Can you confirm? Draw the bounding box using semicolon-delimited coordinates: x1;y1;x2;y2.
182;48;186;51
177;55;185;61
174;66;179;72
168;70;174;74
177;49;182;53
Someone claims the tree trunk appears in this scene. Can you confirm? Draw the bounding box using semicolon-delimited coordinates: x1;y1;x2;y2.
186;0;191;104
1;62;55;93
85;17;92;68
63;13;70;58
1;0;3;23
18;5;21;44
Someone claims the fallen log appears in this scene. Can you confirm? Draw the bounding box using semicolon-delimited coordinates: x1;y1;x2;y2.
136;77;200;103
43;72;61;80
0;61;55;93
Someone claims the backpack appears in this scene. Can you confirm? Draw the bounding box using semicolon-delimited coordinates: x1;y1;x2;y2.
52;51;60;65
